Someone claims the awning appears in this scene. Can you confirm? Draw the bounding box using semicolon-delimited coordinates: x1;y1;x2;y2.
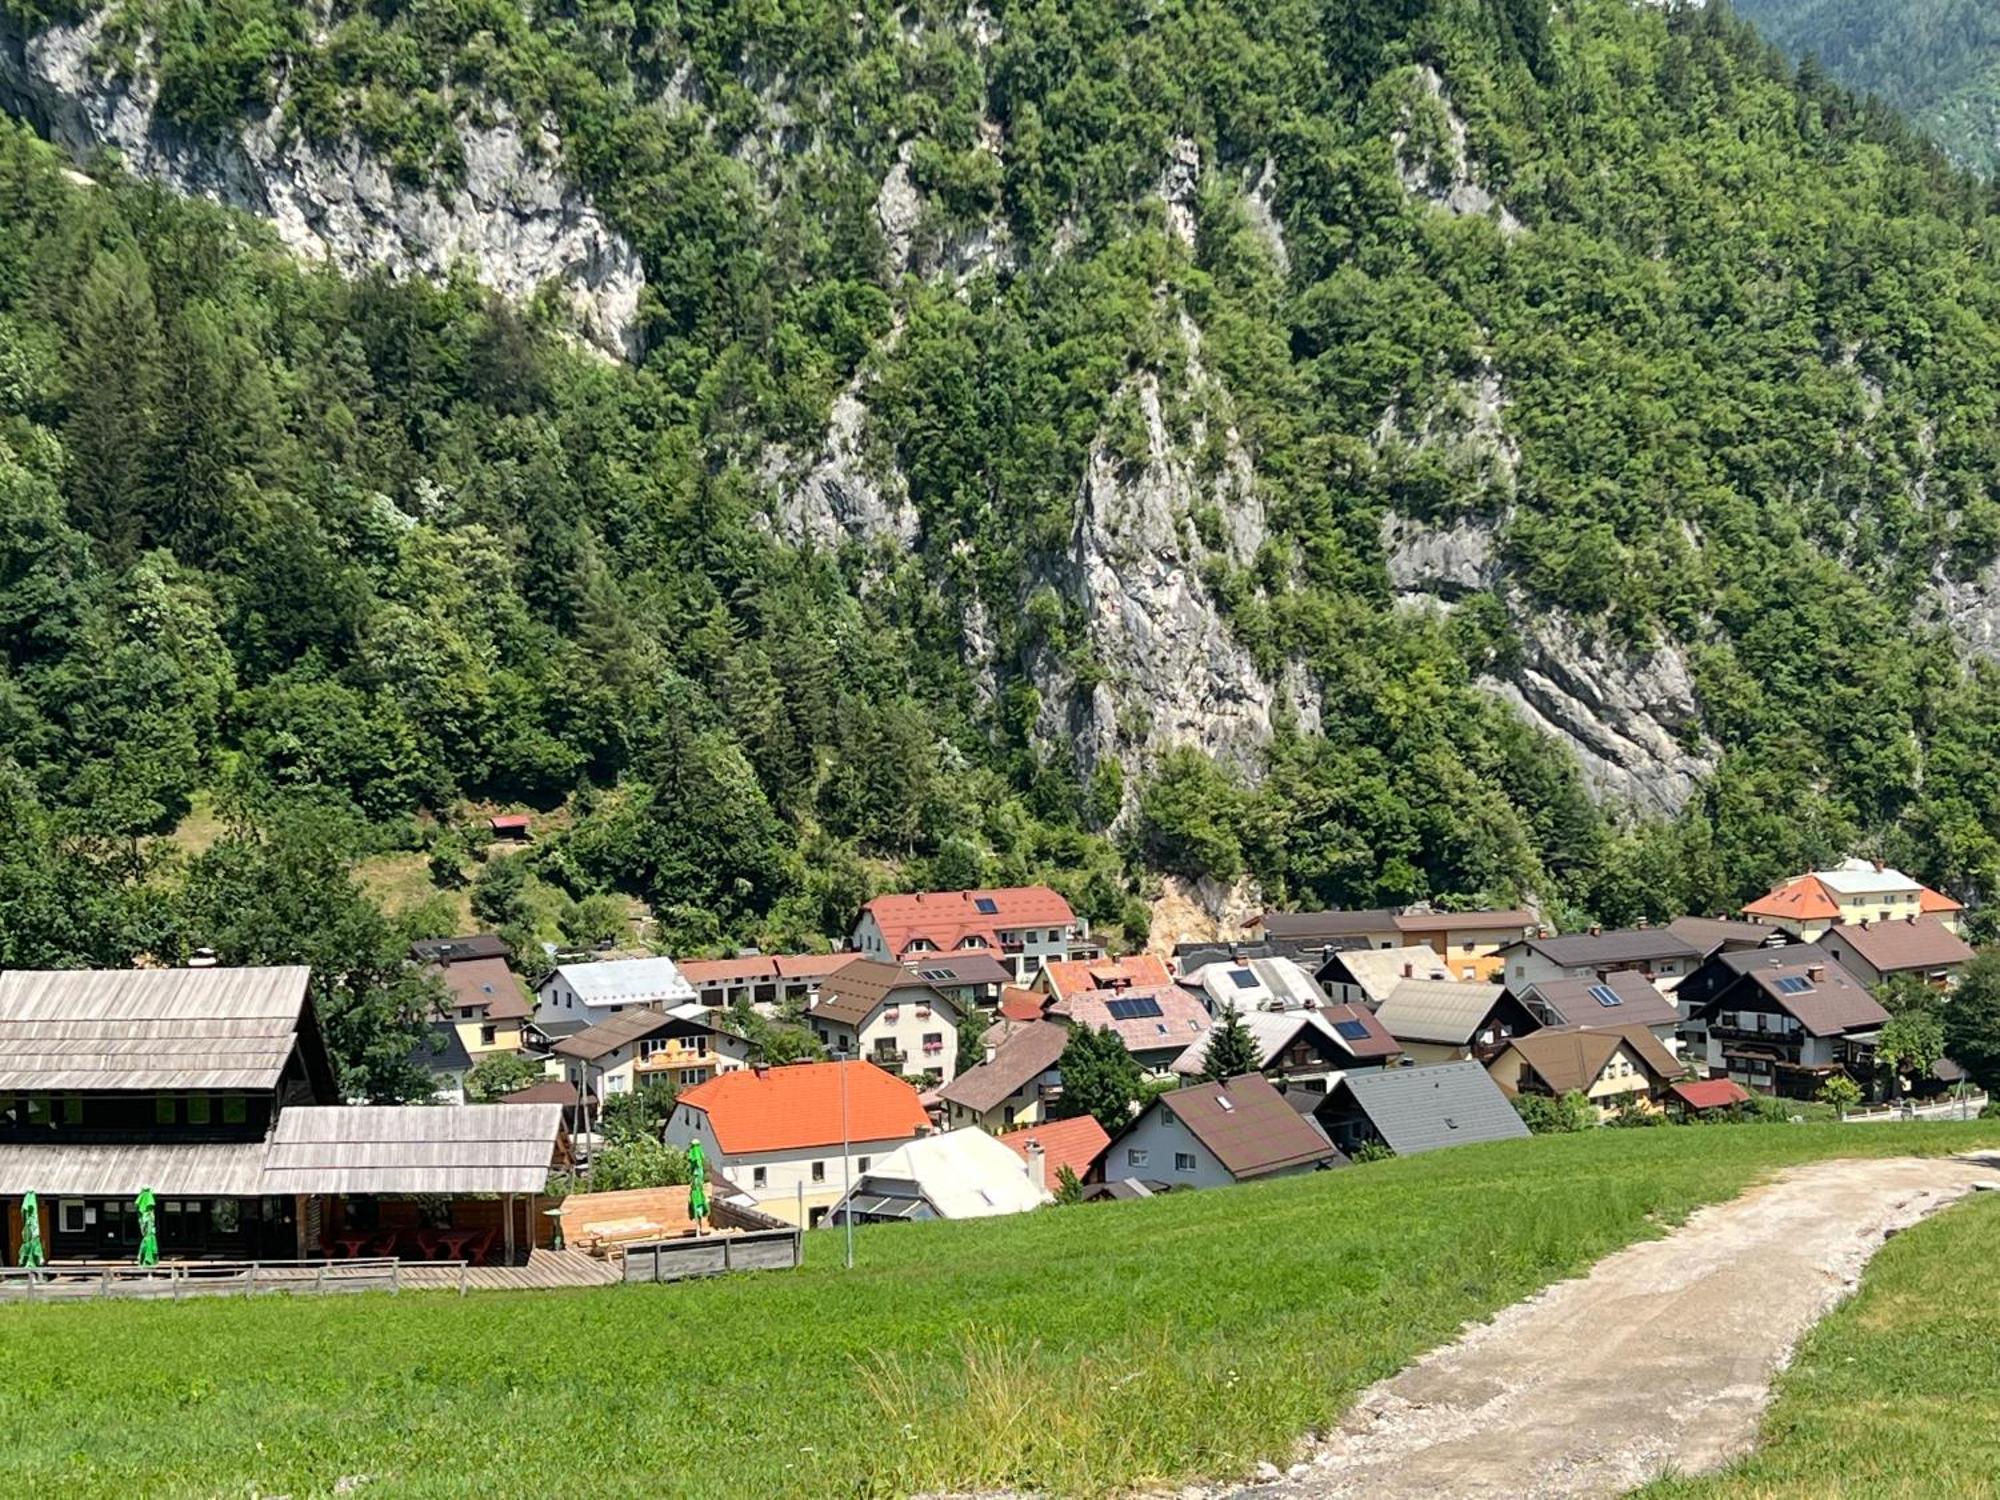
0;1140;271;1197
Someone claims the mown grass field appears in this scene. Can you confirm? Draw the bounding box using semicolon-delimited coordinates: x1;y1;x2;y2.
1641;1184;2000;1500
1;1124;1994;1500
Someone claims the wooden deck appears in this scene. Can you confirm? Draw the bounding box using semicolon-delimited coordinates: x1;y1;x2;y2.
402;1249;621;1292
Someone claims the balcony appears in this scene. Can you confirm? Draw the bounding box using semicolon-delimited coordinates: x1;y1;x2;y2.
870;1049;908;1070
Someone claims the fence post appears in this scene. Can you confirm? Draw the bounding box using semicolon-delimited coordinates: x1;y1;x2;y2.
391;1258;401;1295
172;1265;181;1302
315;1261;325;1295
458;1261;467;1297
722;1238;733;1272
100;1264;111;1299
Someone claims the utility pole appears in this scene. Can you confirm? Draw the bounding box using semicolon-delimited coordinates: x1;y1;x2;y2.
840;1042;854;1270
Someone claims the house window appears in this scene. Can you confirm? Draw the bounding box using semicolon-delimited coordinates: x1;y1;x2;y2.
1126;1148;1149;1168
922;1032;944;1054
812;1161;826;1183
480;1024;497;1046
1004;1105;1017;1126
858;1157;871;1172
59;1199;85;1234
222;1096;247;1125
155;1096;176;1126
1174;1152;1197;1173
680;1069;704;1085
752;1166;767;1188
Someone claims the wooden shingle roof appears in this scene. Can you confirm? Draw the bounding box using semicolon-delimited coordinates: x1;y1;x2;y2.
261;1105;568;1194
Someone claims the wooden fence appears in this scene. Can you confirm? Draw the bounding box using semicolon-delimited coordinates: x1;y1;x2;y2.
0;1257;470;1302
620;1228;802;1284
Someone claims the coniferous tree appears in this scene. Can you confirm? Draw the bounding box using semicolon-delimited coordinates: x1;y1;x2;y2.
1201;1003;1261;1083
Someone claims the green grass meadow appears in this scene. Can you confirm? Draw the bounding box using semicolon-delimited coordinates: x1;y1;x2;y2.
2;1124;1995;1499
1640;1184;2000;1500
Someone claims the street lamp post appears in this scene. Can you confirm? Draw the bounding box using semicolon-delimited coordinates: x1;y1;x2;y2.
839;1041;854;1270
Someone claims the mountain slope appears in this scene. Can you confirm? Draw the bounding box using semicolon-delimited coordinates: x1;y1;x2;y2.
3;0;2000;1022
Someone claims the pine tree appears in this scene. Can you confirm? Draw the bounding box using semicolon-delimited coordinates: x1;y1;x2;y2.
1053;1025;1143;1134
1201;1002;1261;1083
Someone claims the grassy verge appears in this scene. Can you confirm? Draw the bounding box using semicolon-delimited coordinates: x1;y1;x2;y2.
0;1124;1993;1499
1639;1183;2000;1500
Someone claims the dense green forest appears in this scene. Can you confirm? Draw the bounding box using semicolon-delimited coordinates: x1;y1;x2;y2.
1733;0;2000;172
8;0;2000;1089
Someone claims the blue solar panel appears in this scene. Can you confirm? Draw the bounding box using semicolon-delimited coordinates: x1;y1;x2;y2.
1105;996;1164;1021
1588;983;1622;1007
1774;975;1815;995
1229;968;1259;988
1333;1019;1372;1041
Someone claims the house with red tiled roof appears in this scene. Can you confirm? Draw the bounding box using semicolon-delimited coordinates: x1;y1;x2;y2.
1743;858;1963;941
664;1060;931;1226
1052;984;1212;1073
999;1115;1110;1193
1668;1078;1752;1116
1038;953;1172;1003
852;887;1097;982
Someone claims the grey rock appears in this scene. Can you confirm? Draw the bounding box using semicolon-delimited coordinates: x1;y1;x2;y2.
1390;65;1522;236
0;11;644;357
764;377;920;552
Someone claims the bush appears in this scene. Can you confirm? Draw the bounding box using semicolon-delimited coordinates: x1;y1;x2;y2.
1514;1090;1595;1134
584;1135;689;1192
1350;1138;1395;1164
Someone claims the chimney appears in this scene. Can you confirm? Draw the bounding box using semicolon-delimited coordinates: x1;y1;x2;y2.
1402;962;1413;978
1874;859;1885;872
1636;917;1648;929
1807;964;1825;983
1906;913;1917;924
1025;1140;1045;1187
1589;924;1601;937
984;1044;997;1067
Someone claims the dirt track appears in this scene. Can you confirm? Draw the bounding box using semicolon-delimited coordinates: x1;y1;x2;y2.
1212;1154;1997;1500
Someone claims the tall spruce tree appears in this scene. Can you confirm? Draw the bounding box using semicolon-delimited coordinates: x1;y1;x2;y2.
1202;1003;1261;1083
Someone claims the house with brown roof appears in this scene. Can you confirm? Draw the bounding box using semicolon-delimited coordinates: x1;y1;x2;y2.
410;936;534;1062
1665;916;1783;961
1743;858;1963;940
1168;1006;1400;1084
1510;970;1683;1054
1812;915;1974;991
675;952;858;1013
998;1115;1110;1192
903;953;1016;1011
1255;907;1538;960
1496;926;1705;991
1050;984;1212;1073
1372;980;1539;1066
1102;1074;1341;1190
663;1060;933;1226
938;1020;1070;1132
1486;1024;1684;1120
804;961;965;1084
551;1005;753;1101
1682;954;1890;1099
851;887;1097;982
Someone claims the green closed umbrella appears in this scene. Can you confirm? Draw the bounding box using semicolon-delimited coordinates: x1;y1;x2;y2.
18;1191;43;1268
686;1140;708;1232
135;1187;158;1267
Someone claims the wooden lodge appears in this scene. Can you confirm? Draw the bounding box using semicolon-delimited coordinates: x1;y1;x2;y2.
0;966;570;1268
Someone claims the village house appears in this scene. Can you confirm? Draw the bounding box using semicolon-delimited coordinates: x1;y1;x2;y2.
1049;984;1212;1074
1664;916;1784;962
409;935;534;1061
804;961;964;1084
851;887;1097;982
675;953;856;1013
551;1007;753;1100
902;953;1016;1012
1255;907;1538;960
1320;946;1461;1008
1103;1074;1341;1190
1485;1024;1683;1120
664;1061;932;1226
1812;916;1973;991
998;1115;1109;1193
406;1022;474;1102
1168;1006;1401;1086
937;1020;1069;1132
1372;980;1539;1066
827;1128;1051;1224
1039;953;1173;1003
1743;858;1964;940
1509;969;1683;1054
0;966;568;1267
1298;1061;1530;1157
1667;1078;1754;1118
533;956;697;1029
1495;926;1705;991
1179;954;1328;1013
1674;942;1831;1020
1681;954;1891;1099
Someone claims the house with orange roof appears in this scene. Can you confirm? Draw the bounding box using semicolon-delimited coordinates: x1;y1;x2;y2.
663;1060;932;1226
851;886;1098;982
1037;953;1172;1003
999;1115;1111;1193
1743;858;1963;941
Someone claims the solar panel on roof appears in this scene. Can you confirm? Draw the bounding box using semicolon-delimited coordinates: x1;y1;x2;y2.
1229;968;1258;988
1774;975;1815;994
918;969;953;981
1105;995;1163;1021
1333;1019;1372;1041
974;897;1000;914
1588;983;1622;1007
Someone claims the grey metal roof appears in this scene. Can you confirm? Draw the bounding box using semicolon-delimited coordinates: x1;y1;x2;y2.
0;1139;273;1196
1329;947;1461;1004
0;966;313;1091
407;1021;473;1075
261;1104;567;1194
542;957;695;1007
1331;1062;1530;1155
1518;929;1703;969
1374;981;1506;1045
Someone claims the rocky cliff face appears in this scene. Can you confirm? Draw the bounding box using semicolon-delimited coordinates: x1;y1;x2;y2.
0;12;644;357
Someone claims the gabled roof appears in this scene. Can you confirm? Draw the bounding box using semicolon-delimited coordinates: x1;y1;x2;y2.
999;1115;1110;1191
1741;875;1842;922
1181;955;1326;1011
409;933;512;965
1920;886;1965;914
1327;1062;1530;1155
543;957;696;1007
808;960;952;1028
858;886;1076;959
677;952;858;986
1665;916;1781;958
1041;953;1172;1001
1054;984;1212;1056
261;1104;567;1194
1815;916;1974;975
1512;928;1703;970
1670;1078;1751;1111
675;1060;929;1154
408;1021;473;1076
1393;907;1539;935
906;954;1016;988
1169;1008;1392;1077
997;986;1049;1023
1497;1024;1680;1096
1738;961;1890;1037
0;965;316;1092
1318;1003;1403;1061
434;955;532;1020
1256;908;1402;941
1150;1074;1342;1179
1521;970;1680;1032
1374;980;1508;1046
938;1020;1069;1113
835;1128;1050;1219
1327;946;1461;1005
551;1005;737;1062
